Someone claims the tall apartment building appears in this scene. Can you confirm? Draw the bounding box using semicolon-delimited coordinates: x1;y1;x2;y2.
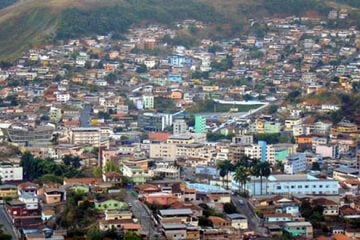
138;113;173;131
142;94;154;109
194;115;206;133
70;127;101;146
173;119;188;135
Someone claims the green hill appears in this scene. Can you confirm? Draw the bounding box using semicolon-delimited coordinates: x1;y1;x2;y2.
0;0;358;61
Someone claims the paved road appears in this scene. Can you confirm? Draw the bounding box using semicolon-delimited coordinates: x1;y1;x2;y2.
0;205;18;240
80;104;91;127
231;195;269;236
126;191;160;240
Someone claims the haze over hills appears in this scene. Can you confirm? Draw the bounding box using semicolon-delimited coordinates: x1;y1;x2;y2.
0;0;359;61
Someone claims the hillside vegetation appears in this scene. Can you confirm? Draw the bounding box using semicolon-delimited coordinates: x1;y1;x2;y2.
0;0;358;61
0;0;17;9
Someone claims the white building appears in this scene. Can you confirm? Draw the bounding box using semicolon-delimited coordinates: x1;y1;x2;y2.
244;144;262;159
0;165;23;182
142;94;154;109
19;192;39;210
70;127;101;146
233;174;339;196
173;119;188;135
56;92;70;102
284;153;307;175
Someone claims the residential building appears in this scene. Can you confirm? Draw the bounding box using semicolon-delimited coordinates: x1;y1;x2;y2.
284;222;313;238
173;119;188;135
226;214;248;230
142;94;154;109
0;165;23;182
284;153;307;174
138;113;173;131
194;115;206;133
70;127;101;146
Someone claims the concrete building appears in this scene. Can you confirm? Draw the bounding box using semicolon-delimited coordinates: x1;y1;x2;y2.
173;119;188;135
2;124;54;147
235;174;339;196
226;214;248;230
142;94;154;109
70;127;101;146
138;113;173;131
49;106;62;123
194;115;206;133
284;222;313;238
0;165;23;182
316;144;339;159
284;153;307;174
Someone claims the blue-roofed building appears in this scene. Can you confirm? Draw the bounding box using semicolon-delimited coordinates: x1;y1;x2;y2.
167;73;182;82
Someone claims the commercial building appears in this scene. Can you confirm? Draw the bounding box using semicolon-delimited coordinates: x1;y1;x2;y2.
138;113;172;131
70;127;101;146
284;153;307;174
0;165;23;182
2;124;54;147
235;174;339;196
194;115;206;133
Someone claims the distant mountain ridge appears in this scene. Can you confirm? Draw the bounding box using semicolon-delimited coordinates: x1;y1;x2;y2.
0;0;358;61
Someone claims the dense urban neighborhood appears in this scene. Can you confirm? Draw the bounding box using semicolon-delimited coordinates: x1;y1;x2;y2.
0;4;360;240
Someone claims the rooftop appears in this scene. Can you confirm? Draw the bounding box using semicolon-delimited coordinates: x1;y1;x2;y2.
285;221;312;227
159;208;192;216
268;174;319;182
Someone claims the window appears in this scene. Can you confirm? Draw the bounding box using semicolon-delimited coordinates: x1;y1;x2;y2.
305;185;309;188
298;185;302;188
291;186;295;189
276;186;281;190
319;185;323;188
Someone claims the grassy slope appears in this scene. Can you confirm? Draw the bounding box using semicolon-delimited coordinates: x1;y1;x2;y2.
0;0;125;61
0;0;358;61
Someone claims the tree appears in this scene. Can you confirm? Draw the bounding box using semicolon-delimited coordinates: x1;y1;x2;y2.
0;224;11;240
233;166;251;194
216;160;233;189
124;232;141;240
311;162;321;171
252;160;271;195
223;202;237;214
136;64;147;74
63;155;81;168
275;160;285;173
104;160;120;173
92;166;102;178
86;226;104;240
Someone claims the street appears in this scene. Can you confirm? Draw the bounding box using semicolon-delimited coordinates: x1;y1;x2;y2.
0;205;18;240
231;195;269;236
125;191;160;240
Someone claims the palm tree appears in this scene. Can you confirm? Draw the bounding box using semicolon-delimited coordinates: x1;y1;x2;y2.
275;160;284;173
233;167;251;194
217;160;233;189
253;161;271;195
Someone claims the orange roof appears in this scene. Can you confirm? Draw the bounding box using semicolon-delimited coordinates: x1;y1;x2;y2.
334;234;350;240
121;223;141;230
208;216;228;224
